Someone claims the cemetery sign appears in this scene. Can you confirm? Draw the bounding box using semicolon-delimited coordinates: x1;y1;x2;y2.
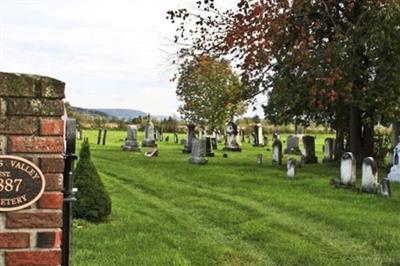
0;155;45;212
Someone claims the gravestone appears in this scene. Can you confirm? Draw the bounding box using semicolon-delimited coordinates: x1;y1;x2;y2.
252;124;259;146
340;152;356;186
211;137;218;150
142;114;156;147
380;177;391;197
189;138;208;165
361;157;378;193
240;128;245;142
272;139;283;166
205;137;215;157
174;132;179;144
323;138;335;163
256;154;263;165
97;129;102;145
144;148;159;157
273;132;280;141
183;124;196;153
165;136;169;142
302;135;318;164
223;121;242;152
388;143;400;182
285;135;301;155
199;127;207;140
122;125;141;151
102;129;107;145
287;158;297;178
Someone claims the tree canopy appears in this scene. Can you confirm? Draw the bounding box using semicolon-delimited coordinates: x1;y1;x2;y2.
176;54;247;129
168;0;400;160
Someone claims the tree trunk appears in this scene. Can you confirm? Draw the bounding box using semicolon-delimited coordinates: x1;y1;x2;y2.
362;122;374;158
349;106;362;163
392;121;400;147
335;129;345;160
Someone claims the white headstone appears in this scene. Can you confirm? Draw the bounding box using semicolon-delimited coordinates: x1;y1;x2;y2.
361;157;378;193
287;159;297;178
388;143;400;182
272;140;282;166
340;152;356;186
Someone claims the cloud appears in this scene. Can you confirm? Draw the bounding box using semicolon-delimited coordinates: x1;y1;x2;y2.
0;0;265;116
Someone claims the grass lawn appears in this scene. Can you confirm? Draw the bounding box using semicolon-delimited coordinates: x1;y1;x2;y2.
72;130;400;266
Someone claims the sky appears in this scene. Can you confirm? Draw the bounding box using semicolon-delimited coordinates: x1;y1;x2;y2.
0;0;266;117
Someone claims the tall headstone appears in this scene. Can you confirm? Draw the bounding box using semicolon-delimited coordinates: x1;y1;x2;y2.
102;129;107;145
340;152;356;186
302;135;318;164
388;143;400;182
206;137;215;157
287;158;297;178
174;132;179;144
199;127;207;140
122;125;141;151
223;121;242;152
272;139;283;166
189;138;208;165
182;124;196;153
323;138;335;162
361;157;378;193
142;114;156;147
97;129;102;145
285;135;301;154
252;124;260;146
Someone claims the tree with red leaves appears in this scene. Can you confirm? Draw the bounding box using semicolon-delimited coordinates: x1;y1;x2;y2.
168;0;400;162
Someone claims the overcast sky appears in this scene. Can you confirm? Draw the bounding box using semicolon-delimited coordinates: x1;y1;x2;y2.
0;0;266;116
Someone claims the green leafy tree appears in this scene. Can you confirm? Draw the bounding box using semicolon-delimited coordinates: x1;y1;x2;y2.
73;139;112;222
176;54;247;130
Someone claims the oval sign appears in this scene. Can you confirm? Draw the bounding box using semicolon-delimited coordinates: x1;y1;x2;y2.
0;156;46;212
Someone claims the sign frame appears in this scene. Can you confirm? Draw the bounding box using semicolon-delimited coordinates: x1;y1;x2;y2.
0;155;46;212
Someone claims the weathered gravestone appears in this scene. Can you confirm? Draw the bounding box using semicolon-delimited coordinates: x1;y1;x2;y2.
97;128;102;145
0;72;68;266
388;143;400;182
380;177;391;197
211;137;218;150
340;152;356;186
256;154;263;165
287;158;297;178
144;148;159;157
253;124;264;147
142;114;156;147
102;129;107;145
174;132;179;144
223;122;242;152
199;127;207;140
302;135;318;164
361;157;378;193
122;125;141;151
189;138;208;165
182;124;196;153
285;135;301;155
323;138;335;163
272;139;283;166
205;137;215;157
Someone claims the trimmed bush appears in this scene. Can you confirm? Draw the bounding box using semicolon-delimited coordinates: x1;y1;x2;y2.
73;138;112;222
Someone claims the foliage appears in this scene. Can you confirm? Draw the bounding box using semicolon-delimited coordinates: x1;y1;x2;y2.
175;54;247;129
167;0;400;159
73;139;112;222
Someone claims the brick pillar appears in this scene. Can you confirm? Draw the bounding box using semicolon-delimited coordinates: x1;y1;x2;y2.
0;72;65;266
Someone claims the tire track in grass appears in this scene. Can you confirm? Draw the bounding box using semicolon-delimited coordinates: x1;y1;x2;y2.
101;170;276;266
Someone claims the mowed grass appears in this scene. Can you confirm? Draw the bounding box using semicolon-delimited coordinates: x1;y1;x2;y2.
72;130;400;266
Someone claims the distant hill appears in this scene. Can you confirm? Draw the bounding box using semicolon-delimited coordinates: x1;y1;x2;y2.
95;108;147;120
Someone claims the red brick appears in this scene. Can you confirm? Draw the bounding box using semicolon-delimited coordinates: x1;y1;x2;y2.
7;98;64;116
6;250;61;266
0;117;37;135
0;232;30;248
41;157;65;173
36;231;62;248
40;118;64;136
9;136;64;153
38;192;63;209
45;173;63;191
7;212;62;229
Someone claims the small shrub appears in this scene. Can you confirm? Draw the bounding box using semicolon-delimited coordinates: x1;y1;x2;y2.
73;139;112;222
